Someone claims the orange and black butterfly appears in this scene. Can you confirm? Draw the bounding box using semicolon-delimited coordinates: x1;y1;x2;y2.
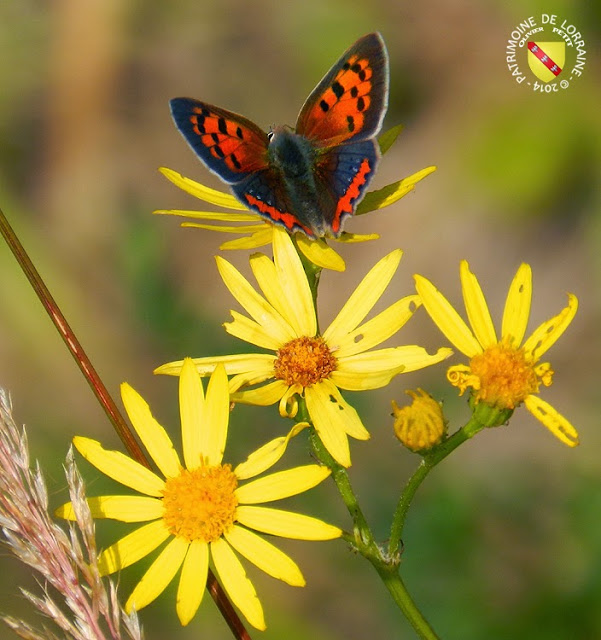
170;33;389;238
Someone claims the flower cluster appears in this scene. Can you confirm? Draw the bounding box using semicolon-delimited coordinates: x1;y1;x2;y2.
44;71;580;638
55;147;579;633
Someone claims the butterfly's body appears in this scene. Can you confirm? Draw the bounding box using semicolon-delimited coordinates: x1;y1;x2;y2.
171;33;388;238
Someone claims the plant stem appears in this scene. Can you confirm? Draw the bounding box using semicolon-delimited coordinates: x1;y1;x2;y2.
374;567;441;640
389;415;482;557
0;207;146;466
309;430;372;543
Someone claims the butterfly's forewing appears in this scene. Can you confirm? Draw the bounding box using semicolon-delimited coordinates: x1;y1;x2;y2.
296;33;389;147
170;98;270;184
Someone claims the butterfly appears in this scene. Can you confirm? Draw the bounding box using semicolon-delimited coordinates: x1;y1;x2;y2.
170;33;389;239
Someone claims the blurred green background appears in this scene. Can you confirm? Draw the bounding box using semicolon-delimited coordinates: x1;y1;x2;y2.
0;0;599;638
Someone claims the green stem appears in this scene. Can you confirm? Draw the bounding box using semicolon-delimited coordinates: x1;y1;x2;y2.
389;415;484;557
374;567;441;640
310;427;440;639
309;430;373;546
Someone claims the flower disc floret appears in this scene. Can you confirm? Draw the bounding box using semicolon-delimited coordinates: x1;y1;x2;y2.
162;465;238;543
451;339;545;410
274;337;337;387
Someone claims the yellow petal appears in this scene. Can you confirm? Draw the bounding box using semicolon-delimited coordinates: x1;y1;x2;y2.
177;540;209;626
333;347;452;390
248;253;295;328
155;353;276;377
154;209;259;222
335;231;379;243
182;222;267;233
235;506;342;540
73;436;165;497
120;383;181;479
311;380;370;440
524;394;579;447
159;167;246;210
460;261;497;349
211;538;265;631
295;234;346;271
224;525;305;586
203;364;230;466
98;520;170;575
56;495;163;522
232;379;287;406
179;358;205;471
356;166;436;215
228;366;276;393
305;381;366;466
523;294;578;362
220;228;273;250
235;465;330;504
323;250;402;346
414;274;482;357
234;423;309;480
501;263;532;347
333;295;421;358
216;255;296;344
125;536;188;614
272;226;317;336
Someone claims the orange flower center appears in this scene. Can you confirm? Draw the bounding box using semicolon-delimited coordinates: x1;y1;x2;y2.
274;336;337;387
162;465;238;543
450;341;549;410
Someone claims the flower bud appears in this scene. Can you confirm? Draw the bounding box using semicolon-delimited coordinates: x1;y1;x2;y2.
392;389;446;452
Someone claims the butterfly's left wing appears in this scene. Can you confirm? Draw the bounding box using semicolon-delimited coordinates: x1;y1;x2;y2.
170;98;270;184
295;32;389;148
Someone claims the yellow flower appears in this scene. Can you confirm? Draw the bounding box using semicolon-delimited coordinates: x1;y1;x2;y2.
155;126;436;272
56;360;340;630
415;261;579;447
156;226;452;467
392;389;446;452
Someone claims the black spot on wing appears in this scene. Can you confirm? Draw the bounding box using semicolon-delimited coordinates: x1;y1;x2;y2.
332;81;344;99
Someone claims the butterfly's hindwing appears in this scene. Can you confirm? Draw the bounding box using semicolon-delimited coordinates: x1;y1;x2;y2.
315;139;379;234
232;170;315;236
170;98;270;183
296;33;388;148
